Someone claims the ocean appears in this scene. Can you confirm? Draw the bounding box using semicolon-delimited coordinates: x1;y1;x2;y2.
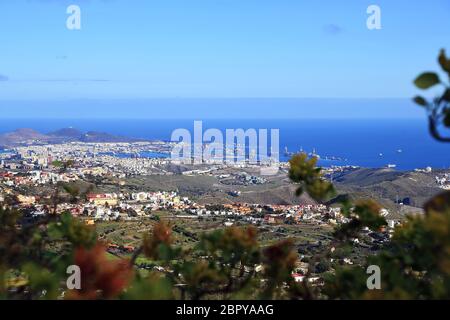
0;118;449;170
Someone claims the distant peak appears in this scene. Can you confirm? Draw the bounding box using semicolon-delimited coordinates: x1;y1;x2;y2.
14;128;40;134
48;128;83;138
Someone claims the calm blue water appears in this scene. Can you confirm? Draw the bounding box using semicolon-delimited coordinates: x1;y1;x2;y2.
0;118;449;170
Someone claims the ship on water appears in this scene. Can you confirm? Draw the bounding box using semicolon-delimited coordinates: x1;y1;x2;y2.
283;147;345;162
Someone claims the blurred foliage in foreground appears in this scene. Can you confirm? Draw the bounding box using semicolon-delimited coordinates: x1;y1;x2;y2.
1;50;450;299
413;49;450;141
0;152;449;300
289;154;450;299
0;205;304;300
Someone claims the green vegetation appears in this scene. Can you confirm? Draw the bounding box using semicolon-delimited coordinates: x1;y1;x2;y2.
1;50;450;300
2;150;450;299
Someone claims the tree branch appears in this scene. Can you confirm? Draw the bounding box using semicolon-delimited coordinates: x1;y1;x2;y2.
429;116;450;142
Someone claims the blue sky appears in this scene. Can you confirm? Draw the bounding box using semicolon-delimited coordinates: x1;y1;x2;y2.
0;0;449;118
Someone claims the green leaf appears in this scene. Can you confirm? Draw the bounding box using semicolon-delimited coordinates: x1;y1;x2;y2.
47;223;64;240
60;212;73;225
414;72;441;89
413;96;428;107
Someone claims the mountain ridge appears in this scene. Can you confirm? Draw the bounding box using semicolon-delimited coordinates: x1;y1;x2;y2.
0;127;144;147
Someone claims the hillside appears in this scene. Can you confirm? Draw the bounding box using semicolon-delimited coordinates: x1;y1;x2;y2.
333;167;446;209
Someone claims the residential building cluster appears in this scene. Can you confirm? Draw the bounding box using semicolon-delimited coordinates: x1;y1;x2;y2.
436;173;450;190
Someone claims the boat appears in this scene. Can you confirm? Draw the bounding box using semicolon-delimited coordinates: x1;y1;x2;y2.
308;148;320;159
283;147;294;157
